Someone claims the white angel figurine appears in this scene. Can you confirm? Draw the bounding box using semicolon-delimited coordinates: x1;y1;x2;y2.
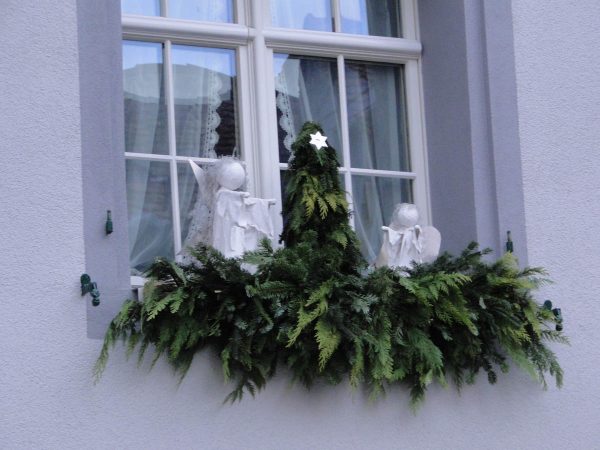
374;203;441;270
187;159;276;259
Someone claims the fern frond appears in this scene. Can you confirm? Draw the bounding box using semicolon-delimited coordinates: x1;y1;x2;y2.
315;319;341;371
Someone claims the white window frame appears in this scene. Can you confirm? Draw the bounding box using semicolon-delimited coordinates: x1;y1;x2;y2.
123;0;430;287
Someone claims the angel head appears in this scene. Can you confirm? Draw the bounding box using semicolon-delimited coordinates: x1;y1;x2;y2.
389;203;419;230
189;157;247;192
216;158;246;191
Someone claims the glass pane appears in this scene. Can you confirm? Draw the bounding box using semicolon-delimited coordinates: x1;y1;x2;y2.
274;54;342;163
172;45;238;158
271;0;333;32
168;0;233;22
123;41;168;155
179;162;209;249
352;176;412;263
122;0;160;16
126;160;174;273
340;0;402;37
345;61;409;172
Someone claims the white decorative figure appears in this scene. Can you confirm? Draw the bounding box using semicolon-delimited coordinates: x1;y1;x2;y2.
185;159;275;260
374;203;441;270
309;131;328;150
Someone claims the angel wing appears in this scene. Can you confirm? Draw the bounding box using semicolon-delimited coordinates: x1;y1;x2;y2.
178;161;213;264
189;160;205;186
419;226;441;263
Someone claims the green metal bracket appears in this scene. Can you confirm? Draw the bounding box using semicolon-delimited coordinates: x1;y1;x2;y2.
552;307;563;332
505;230;514;253
542;300;563;331
80;273;100;307
105;210;113;235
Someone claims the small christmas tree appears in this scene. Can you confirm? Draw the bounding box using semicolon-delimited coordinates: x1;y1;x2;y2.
280;121;365;274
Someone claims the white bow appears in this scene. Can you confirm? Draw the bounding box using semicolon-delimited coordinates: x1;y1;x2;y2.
384;225;423;269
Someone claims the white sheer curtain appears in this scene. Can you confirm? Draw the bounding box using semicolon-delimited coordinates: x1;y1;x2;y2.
352;176;411;263
124;43;233;273
123;42;171;272
345;62;408;172
172;46;237;256
345;62;411;262
127;160;174;273
172;56;223;254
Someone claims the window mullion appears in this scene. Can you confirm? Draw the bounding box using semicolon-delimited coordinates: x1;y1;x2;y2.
234;0;247;25
337;54;355;229
256;0;270;27
121;17;250;47
125;152;222;164
237;46;257;192
164;40;182;254
401;0;418;40
251;1;283;233
263;30;421;62
404;60;431;225
331;0;341;33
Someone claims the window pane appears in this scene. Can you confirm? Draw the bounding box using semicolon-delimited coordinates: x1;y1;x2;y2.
345;61;409;172
172;45;238;158
127;160;174;273
168;0;233;22
340;0;402;37
123;41;168;155
352;176;412;263
274;54;342;163
122;0;160;16
271;0;333;32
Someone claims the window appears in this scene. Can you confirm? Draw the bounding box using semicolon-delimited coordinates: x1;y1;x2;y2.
121;0;429;274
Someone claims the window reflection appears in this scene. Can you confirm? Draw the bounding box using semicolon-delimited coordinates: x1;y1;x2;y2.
271;0;333;32
274;54;342;163
340;0;402;37
171;45;238;158
352;176;412;262
345;61;409;172
168;0;233;23
122;41;168;155
122;0;160;16
126;160;174;273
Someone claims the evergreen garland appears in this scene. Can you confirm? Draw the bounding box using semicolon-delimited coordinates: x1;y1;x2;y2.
95;122;566;409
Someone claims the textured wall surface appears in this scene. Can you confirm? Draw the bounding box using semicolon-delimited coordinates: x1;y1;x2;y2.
511;0;600;447
1;0;599;449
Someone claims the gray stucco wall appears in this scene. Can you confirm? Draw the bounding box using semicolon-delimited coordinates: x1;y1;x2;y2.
512;0;600;445
1;0;599;448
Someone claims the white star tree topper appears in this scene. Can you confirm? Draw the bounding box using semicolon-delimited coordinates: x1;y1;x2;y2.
309;131;328;150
